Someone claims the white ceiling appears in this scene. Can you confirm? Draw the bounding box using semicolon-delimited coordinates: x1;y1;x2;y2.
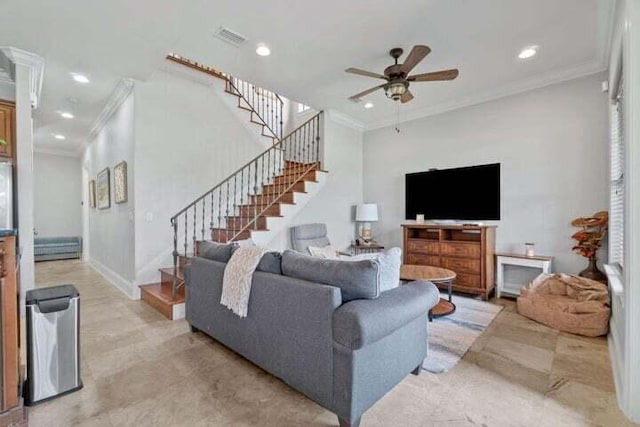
0;0;614;155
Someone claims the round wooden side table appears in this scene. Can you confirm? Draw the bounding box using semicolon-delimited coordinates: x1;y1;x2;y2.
400;264;457;320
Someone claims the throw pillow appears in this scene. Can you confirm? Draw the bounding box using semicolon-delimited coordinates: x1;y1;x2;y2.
256;251;283;275
308;245;339;259
281;250;380;302
348;247;402;293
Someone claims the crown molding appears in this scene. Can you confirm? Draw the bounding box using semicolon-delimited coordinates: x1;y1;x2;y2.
87;78;134;143
34;146;82;158
365;59;607;131
326;109;365;131
0;47;45;109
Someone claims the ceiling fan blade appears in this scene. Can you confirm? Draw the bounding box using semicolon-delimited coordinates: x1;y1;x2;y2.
345;67;388;80
400;90;414;104
400;45;431;74
408;69;459;82
348;84;386;101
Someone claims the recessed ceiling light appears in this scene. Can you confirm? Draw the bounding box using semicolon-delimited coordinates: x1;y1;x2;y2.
256;44;271;57
53;134;66;140
60;111;74;119
518;46;538;59
363;102;374;109
71;73;90;83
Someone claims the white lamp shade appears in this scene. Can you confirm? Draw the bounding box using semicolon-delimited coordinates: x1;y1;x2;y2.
356;203;378;222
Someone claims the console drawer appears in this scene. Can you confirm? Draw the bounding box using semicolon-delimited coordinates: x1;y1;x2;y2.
441;256;481;274
406;253;440;266
406;239;439;255
455;272;481;288
440;242;481;258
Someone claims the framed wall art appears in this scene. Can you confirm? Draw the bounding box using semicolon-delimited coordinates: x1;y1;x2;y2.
114;161;128;204
97;167;110;210
89;179;96;208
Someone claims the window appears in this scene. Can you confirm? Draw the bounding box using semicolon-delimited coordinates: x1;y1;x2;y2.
609;78;624;267
297;103;310;113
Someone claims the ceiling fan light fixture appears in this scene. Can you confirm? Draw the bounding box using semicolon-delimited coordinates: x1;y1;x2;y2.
385;81;408;101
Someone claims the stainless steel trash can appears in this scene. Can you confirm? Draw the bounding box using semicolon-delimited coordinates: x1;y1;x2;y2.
25;285;82;405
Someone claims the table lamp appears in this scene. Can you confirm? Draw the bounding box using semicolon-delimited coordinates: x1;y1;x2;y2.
356;203;378;244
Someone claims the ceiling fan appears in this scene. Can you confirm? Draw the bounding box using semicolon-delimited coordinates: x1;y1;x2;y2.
345;45;459;103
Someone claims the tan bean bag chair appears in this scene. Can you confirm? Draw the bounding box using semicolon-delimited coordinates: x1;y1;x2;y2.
517;273;610;337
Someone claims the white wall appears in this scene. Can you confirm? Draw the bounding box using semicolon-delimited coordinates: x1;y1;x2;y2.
133;70;272;285
33;152;82;237
0;81;15;101
13;62;36;307
84;92;136;294
270;115;363;251
363;73;609;275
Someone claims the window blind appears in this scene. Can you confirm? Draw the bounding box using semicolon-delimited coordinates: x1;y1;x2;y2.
609;80;624;267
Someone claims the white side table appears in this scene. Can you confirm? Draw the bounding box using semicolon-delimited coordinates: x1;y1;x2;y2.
495;253;553;298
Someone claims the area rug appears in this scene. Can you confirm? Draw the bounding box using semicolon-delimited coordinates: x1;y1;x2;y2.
422;294;503;374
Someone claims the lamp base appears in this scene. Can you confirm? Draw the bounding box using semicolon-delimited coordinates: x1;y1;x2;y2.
359;223;374;244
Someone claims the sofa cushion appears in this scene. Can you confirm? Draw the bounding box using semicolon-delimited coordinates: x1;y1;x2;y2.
199;241;235;263
281;250;379;302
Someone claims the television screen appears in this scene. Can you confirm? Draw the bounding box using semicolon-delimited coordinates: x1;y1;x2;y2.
405;163;500;220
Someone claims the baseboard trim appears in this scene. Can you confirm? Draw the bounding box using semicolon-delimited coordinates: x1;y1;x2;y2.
608;318;624;410
89;258;140;300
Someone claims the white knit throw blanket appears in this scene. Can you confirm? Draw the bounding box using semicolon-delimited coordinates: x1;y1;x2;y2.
220;246;268;318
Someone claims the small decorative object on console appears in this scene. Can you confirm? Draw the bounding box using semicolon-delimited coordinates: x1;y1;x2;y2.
571;211;608;283
525;242;535;257
416;214;425;224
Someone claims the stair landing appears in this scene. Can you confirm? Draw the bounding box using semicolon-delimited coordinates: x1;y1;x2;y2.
140;267;186;320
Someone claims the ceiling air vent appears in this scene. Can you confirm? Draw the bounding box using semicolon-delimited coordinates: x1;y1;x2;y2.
214;27;247;47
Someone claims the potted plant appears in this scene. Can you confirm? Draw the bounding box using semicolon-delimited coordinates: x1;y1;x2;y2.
571;211;608;282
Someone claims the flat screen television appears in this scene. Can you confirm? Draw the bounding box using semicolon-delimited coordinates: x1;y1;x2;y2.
405;163;500;220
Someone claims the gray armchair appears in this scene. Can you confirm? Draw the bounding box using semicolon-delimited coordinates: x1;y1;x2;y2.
290;223;331;253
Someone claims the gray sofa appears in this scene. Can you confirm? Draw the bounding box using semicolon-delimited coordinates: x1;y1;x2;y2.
185;249;439;427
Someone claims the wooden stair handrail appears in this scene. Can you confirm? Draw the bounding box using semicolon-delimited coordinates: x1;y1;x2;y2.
170;111;323;221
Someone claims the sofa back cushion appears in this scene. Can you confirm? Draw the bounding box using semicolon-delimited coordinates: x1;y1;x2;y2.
199;241;235;263
199;241;283;274
281;250;379;302
255;251;283;275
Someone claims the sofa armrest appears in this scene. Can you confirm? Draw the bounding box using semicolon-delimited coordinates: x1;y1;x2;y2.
332;281;439;350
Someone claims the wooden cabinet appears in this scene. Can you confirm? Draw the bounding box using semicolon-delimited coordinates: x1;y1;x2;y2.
0;235;18;413
0;102;14;160
402;224;496;299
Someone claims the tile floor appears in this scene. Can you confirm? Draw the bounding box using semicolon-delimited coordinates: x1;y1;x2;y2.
29;260;636;427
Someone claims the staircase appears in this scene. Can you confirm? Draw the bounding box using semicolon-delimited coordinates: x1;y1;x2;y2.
166;54;283;142
140;55;325;319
